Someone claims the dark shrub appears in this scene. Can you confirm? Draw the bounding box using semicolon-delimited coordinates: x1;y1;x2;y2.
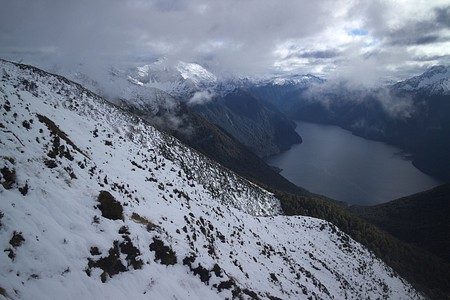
88;240;126;282
97;191;123;220
1;167;16;189
19;181;29;196
90;247;101;256
119;236;143;270
149;237;177;265
9;231;25;247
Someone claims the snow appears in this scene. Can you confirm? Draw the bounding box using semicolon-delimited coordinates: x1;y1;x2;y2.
396;65;450;94
0;59;423;299
176;61;217;85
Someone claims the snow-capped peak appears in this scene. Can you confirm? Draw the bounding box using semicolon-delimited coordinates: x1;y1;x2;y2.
176;61;217;84
395;65;450;94
268;74;323;86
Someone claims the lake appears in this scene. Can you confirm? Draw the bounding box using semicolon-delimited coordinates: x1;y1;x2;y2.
266;121;443;205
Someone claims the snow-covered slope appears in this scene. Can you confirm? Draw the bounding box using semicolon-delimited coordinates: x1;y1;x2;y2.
0;60;423;299
394;65;450;95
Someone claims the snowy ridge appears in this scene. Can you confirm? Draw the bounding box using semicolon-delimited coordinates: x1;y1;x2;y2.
256;74;324;87
395;65;450;94
125;60;322;100
126;59;217;99
0;60;422;299
176;61;217;85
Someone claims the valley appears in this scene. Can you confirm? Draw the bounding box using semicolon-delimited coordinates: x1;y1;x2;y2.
1;59;435;299
0;62;449;299
2;1;450;299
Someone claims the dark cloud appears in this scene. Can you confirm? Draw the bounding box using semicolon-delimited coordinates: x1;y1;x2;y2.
294;49;341;59
435;6;450;27
414;35;440;45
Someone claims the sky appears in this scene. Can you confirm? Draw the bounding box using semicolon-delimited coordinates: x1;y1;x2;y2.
1;0;450;84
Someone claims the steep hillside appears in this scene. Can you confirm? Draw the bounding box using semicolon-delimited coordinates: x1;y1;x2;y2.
0;60;423;299
192;89;302;157
119;97;308;196
119;60;303;158
78;65;308;195
350;184;450;263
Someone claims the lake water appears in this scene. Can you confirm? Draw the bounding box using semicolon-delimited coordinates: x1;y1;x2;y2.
266;121;443;205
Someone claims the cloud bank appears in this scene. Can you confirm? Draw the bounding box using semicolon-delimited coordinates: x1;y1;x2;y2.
1;0;450;83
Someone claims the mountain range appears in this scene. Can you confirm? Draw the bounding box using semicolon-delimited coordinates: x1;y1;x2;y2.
74;59;303;159
0;59;431;299
250;66;450;181
77;59;450;182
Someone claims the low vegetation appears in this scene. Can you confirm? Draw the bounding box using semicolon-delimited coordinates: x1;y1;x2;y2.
1;166;16;189
96;191;124;221
9;231;25;247
350;183;450;264
149;237;177;266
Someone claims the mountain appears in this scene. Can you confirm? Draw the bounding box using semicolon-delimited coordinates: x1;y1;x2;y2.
73;60;303;158
192;89;302;157
116;87;308;196
127;58;218;99
0;60;427;299
123;59;304;157
350;183;450;264
258;66;450;181
394;66;450;95
246;74;323;112
75;65;308;195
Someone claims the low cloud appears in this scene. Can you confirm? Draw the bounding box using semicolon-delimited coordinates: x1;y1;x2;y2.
187;90;215;106
304;78;415;120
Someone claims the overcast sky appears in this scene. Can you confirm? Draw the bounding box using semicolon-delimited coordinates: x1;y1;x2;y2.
1;0;450;83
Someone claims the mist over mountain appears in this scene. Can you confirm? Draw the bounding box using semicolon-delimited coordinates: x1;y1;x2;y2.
67;59;303;159
249;65;450;181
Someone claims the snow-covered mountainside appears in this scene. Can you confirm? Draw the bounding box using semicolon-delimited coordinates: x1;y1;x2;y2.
0;60;423;299
127;58;218;99
394;65;450;95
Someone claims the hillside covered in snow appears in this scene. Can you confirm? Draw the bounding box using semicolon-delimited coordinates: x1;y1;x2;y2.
0;60;423;299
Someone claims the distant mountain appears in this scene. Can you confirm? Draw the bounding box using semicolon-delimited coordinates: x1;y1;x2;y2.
350;183;450;264
71;60;303;158
0;59;426;299
248;74;323;111
394;65;450;95
127;58;218;99
258;65;450;181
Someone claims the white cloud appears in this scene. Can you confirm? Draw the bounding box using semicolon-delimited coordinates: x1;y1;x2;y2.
187;90;215;106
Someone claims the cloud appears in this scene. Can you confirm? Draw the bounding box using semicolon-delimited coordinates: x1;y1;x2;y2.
304;79;416;120
187;90;215;106
0;0;449;83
